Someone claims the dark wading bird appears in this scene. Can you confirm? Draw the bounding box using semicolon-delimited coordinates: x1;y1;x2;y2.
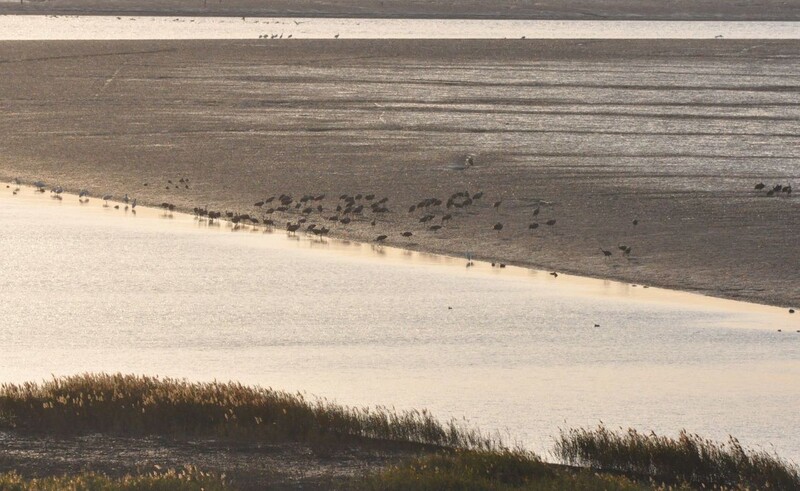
493;200;502;209
375;235;388;242
600;248;612;258
493;223;503;232
545;219;556;226
402;231;413;238
754;182;766;190
529;223;539;229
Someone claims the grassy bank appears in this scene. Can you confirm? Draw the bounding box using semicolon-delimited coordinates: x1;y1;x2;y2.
0;373;491;449
356;449;653;490
1;374;797;490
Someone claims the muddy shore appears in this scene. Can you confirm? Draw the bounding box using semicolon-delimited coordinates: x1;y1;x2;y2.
2;0;799;20
0;432;425;489
0;39;798;307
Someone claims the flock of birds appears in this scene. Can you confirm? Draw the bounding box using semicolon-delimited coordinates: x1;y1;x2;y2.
7;175;639;270
753;181;793;197
7;177;795;276
5;176;799;319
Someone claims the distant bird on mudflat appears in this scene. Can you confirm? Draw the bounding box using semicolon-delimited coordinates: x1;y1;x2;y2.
529;223;539;229
550;272;558;277
754;182;765;190
401;231;413;238
533;207;540;216
493;200;502;209
600;248;612;257
545;219;556;226
493;223;503;231
429;225;442;232
632;219;639;226
102;194;112;205
375;235;388;242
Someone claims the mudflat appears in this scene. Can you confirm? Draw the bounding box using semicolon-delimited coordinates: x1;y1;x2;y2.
1;0;799;20
1;39;798;307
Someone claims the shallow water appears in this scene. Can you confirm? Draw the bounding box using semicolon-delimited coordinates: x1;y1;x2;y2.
1;184;799;459
0;15;799;40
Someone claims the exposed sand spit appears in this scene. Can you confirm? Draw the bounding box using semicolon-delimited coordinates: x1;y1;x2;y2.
0;39;797;307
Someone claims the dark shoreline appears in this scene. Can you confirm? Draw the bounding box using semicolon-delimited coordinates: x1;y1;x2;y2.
2;0;800;21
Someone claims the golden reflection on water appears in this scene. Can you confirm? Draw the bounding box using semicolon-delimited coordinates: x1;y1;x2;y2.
1;182;799;459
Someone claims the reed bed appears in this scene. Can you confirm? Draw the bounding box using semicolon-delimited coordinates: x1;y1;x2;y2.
0;373;493;449
555;425;800;490
0;467;226;490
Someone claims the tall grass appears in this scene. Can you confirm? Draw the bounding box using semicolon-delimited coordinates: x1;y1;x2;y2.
0;468;226;490
0;373;493;449
555;425;800;490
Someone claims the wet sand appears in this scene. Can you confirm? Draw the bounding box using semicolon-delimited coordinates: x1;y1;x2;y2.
2;0;799;21
0;39;798;307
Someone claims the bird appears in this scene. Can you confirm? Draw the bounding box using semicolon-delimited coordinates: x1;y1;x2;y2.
286;222;300;234
545;219;556;226
254;201;264;207
78;189;90;198
529;223;539;229
375;235;388;242
754;182;766;190
334;33;340;38
401;231;413;238
532;207;540;216
600;248;612;257
493;223;503;231
550;272;558;277
632;219;639;226
102;194;112;206
429;225;442;232
493;200;502;209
